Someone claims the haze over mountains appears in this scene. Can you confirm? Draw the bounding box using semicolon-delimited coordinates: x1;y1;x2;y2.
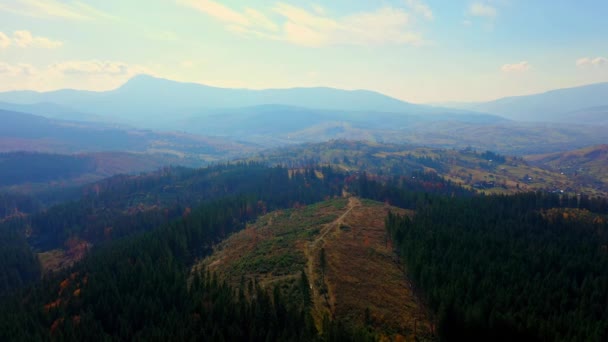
0;75;429;125
2;75;607;124
445;82;608;123
0;75;607;155
0;108;253;160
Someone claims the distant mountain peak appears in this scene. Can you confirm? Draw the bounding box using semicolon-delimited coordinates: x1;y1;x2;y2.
118;74;198;90
0;76;495;127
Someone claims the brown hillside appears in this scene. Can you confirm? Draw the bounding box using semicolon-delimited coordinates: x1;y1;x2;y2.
197;198;434;340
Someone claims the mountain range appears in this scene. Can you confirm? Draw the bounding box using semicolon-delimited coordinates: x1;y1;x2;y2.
444;82;608;123
1;75;607;125
0;75;431;126
0;75;606;155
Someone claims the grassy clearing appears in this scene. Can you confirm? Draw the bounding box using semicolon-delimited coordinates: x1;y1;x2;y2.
38;249;83;274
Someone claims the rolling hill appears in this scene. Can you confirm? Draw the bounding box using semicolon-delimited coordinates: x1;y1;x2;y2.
252;140;608;197
0;101;105;122
0;109;255;160
558;105;608;125
0;151;203;189
525;144;608;192
172;104;507;141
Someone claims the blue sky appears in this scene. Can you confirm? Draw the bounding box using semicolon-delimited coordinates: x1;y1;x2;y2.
0;0;606;102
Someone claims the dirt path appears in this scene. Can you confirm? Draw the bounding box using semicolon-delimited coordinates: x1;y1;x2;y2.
305;197;361;328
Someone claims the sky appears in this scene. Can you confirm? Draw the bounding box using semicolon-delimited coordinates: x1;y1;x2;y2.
0;0;607;103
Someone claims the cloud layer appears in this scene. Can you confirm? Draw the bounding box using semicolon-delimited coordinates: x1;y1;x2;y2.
0;62;37;77
576;57;608;68
177;1;425;47
49;60;149;76
0;59;153;91
0;30;63;48
0;0;114;21
501;61;531;73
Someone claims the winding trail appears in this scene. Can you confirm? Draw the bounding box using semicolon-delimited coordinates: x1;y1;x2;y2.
304;197;361;327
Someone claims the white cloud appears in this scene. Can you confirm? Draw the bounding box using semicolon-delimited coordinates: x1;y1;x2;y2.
177;0;278;32
12;30;63;48
49;60;150;76
470;3;497;17
501;61;531;73
178;0;425;47
576;57;608;68
462;20;472;27
0;32;10;48
0;30;63;48
0;0;115;21
0;62;37;76
405;0;433;20
274;4;423;47
0;60;155;91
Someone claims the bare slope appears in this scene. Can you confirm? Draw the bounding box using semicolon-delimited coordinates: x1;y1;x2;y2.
198;198;434;340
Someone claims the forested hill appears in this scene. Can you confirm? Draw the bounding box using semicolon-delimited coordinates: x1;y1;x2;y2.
251;140;608;197
200;198;435;340
0;162;468;340
0;162;607;340
0;151;204;189
387;193;608;341
0;163;374;340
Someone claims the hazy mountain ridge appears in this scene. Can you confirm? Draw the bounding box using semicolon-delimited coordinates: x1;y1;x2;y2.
0;75;421;122
0;75;499;127
0;108;256;159
174;104;507;138
446;82;608;122
1;76;607;157
0;101;105;122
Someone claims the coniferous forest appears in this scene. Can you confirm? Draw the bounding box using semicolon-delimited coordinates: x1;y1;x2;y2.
0;162;607;341
386;193;608;341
